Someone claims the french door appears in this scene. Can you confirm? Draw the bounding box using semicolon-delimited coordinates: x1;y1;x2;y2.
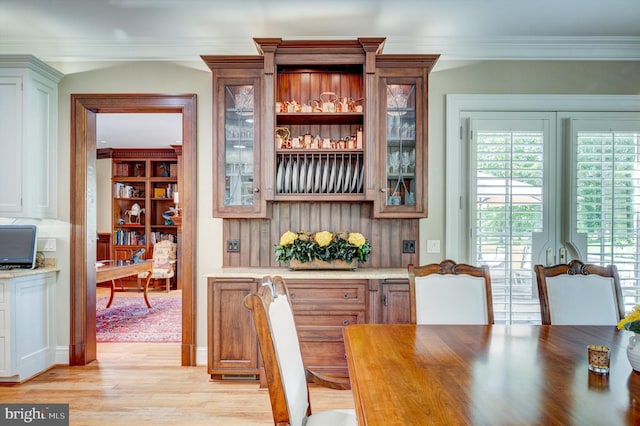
567;114;640;313
465;112;640;323
467;113;556;323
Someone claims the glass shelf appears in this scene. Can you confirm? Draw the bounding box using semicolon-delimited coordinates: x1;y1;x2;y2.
385;84;417;207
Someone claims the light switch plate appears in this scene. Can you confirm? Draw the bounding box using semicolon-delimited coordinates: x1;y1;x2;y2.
426;240;440;253
42;238;57;252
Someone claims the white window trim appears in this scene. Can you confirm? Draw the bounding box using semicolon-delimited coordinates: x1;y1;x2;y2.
445;94;640;261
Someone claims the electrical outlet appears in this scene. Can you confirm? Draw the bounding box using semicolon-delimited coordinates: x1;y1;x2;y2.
226;239;240;252
402;240;416;254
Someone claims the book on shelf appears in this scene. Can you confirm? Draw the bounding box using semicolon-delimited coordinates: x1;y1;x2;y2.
114;230;146;246
114;183;143;198
150;232;176;245
114;163;132;177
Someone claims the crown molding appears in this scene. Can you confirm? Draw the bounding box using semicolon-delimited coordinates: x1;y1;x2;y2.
1;36;639;63
385;36;640;61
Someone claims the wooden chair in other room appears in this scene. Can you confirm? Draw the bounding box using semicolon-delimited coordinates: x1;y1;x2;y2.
408;259;494;325
137;239;177;292
244;275;357;426
534;259;624;325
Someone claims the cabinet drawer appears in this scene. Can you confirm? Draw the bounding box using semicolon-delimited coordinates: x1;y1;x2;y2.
294;311;364;328
287;280;368;307
297;326;344;341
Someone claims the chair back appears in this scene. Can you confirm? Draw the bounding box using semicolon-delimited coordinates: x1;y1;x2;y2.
244;276;310;426
535;259;624;325
152;239;176;268
408;260;494;325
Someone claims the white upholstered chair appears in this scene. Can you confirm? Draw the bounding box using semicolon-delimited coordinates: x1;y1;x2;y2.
534;259;624;325
408;260;494;325
244;276;357;426
137;239;177;292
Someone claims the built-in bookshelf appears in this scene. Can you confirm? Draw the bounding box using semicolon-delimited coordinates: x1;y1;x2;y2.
107;149;181;288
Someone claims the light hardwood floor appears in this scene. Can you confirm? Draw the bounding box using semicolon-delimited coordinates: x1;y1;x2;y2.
0;343;355;425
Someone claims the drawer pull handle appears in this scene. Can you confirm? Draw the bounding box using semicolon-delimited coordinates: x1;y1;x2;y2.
343;292;349;299
342;319;349;326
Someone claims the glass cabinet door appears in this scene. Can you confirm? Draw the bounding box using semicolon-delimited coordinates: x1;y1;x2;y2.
213;74;264;218
385;83;416;207
224;84;255;207
376;75;427;218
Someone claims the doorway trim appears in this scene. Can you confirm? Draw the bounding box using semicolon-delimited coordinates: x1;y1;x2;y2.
70;94;197;366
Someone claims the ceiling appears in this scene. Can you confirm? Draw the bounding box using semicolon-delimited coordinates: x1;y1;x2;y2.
2;0;640;63
96;113;182;149
4;0;640;148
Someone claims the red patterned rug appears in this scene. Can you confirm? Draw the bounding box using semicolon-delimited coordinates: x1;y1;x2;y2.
96;292;181;343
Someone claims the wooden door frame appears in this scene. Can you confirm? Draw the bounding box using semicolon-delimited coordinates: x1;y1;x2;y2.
70;94;197;366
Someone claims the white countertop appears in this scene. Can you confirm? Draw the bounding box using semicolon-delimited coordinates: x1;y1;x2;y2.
205;267;409;280
0;267;60;279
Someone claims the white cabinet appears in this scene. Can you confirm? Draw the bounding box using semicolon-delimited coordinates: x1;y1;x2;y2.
0;56;63;218
0;269;57;382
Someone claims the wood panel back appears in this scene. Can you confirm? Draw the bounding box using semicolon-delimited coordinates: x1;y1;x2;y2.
222;201;418;268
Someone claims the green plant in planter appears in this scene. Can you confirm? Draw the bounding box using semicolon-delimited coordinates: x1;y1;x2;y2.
275;230;371;264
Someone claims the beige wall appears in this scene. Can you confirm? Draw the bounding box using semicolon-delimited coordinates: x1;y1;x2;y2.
423;60;640;264
50;58;640;364
54;61;219;363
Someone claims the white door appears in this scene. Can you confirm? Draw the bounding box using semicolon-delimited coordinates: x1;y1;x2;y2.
466;112;640;322
467;112;557;323
565;114;640;312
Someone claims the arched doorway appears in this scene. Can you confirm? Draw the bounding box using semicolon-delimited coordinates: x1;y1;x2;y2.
70;94;197;365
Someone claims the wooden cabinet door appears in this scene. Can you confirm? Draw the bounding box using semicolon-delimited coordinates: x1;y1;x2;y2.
380;279;411;324
374;56;438;218
209;65;265;218
208;278;259;379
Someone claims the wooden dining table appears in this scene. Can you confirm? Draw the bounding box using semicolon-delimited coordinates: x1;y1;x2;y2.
343;324;640;425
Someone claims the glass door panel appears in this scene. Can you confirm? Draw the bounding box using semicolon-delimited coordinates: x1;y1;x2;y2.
469;114;554;324
385;83;416;207
569;118;640;313
224;84;255;207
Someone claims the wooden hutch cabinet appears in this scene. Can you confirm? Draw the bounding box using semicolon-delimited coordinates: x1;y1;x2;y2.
203;38;438;219
203;38;437;382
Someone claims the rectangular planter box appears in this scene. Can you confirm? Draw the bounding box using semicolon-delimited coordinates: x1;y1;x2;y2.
288;259;357;271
